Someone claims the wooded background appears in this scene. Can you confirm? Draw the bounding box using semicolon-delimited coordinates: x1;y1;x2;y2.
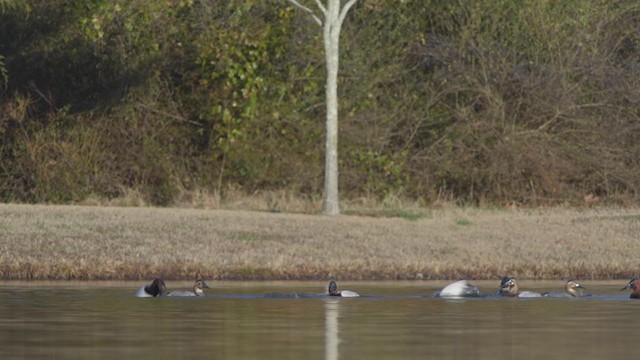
1;0;639;206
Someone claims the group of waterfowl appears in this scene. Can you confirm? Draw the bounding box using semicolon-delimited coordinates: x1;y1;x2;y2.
135;277;640;299
135;278;210;297
436;277;640;299
135;278;359;298
435;277;586;298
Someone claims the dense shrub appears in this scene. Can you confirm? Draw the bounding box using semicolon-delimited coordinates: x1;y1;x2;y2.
0;0;639;206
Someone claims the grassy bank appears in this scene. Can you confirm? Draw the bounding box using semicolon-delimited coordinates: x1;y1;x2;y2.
0;204;639;280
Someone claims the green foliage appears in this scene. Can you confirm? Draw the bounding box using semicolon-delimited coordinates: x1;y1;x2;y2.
0;0;25;87
0;0;639;206
0;54;7;87
0;0;24;13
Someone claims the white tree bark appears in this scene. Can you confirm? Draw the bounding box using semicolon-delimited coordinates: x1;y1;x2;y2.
287;0;357;215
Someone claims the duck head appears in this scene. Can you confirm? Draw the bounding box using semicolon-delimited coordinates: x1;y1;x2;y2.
565;280;585;297
498;276;519;296
193;279;210;296
146;278;167;297
620;278;640;299
328;280;340;296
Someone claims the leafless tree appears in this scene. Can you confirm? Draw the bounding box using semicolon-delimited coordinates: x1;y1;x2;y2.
286;0;358;215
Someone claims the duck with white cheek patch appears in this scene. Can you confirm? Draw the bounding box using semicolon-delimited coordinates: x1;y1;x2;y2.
498;276;541;298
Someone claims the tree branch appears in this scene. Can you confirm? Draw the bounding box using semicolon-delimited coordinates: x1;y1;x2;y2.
313;0;326;15
287;0;323;26
337;0;358;27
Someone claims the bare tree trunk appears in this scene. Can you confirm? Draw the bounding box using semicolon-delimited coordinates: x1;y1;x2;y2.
322;0;341;215
286;0;357;215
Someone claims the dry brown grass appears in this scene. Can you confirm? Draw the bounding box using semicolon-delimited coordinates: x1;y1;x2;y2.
0;203;639;280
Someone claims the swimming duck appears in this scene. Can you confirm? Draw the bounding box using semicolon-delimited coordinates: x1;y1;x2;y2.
435;280;480;298
498;276;541;298
543;280;585;298
167;279;210;297
327;280;359;298
620;278;640;299
134;278;167;297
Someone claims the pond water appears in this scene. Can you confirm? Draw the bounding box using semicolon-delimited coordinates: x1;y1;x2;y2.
0;280;636;359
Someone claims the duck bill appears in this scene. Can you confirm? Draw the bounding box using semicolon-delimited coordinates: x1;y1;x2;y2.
620;283;631;291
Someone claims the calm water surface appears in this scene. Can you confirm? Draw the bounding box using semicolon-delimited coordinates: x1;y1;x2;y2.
0;280;636;359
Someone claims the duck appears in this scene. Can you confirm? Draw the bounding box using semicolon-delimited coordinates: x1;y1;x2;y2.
620;278;640;299
498;276;541;298
167;278;210;297
134;278;167;297
327;280;359;298
543;280;585;298
434;280;480;298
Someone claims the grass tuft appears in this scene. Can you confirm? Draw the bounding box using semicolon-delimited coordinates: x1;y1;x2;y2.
455;218;473;226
